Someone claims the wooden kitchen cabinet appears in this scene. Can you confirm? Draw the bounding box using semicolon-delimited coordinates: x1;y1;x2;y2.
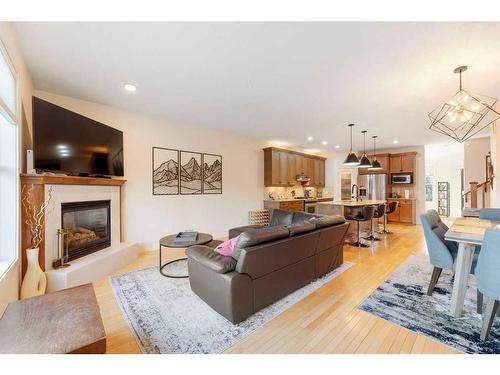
270;149;281;185
264;199;304;212
279;151;288;185
399;200;414;223
263;147;326;187
305;157;314;177
319;159;325;187
390;155;402;174
286;153;297;185
313;159;325;187
387;199;415;224
401;154;415;173
358;153;390;175
279;200;304;212
295;154;304;175
390;152;416;174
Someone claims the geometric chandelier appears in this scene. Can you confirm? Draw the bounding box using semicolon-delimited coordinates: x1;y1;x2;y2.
428;65;500;143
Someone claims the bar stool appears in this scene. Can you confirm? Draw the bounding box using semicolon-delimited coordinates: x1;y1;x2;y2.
346;206;376;247
366;203;386;241
379;201;398;234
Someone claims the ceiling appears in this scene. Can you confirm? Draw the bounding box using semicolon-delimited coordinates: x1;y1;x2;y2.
14;22;500;151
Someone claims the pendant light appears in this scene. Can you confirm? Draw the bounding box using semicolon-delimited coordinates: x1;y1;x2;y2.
343;124;360;166
369;135;382;170
358;130;372;168
428;65;500;143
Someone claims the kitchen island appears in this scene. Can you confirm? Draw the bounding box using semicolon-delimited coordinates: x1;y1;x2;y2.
317;200;387;245
316;199;387;216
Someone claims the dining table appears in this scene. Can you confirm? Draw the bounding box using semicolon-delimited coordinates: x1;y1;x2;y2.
445;217;500;318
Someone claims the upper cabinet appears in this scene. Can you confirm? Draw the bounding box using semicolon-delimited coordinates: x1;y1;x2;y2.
263;147;326;187
358;153;390;175
390;152;416;174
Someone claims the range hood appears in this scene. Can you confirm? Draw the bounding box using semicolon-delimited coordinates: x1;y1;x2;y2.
296;174;311;182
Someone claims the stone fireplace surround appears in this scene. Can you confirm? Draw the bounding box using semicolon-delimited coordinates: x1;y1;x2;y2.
20;175;139;293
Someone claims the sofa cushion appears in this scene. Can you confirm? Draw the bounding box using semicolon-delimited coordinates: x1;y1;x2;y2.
270;209;294;227
311;215;346;228
286;221;316;236
214;235;240;256
186;245;237;274
232;226;290;260
228;224;266;239
292;211;318;224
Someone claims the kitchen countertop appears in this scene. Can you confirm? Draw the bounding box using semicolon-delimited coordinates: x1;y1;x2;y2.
317;199;387;207
387;197;416;200
264;197;334;202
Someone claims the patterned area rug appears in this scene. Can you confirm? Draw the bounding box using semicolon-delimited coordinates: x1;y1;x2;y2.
110;261;354;354
359;253;500;354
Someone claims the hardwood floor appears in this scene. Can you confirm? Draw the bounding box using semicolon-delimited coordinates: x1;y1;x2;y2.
92;222;461;354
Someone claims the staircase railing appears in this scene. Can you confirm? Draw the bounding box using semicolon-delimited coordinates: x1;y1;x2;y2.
463;180;491;208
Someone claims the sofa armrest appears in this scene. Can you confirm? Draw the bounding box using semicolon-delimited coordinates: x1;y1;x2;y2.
186;245;237;274
228;224;266;239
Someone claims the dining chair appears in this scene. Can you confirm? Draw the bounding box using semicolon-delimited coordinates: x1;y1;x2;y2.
420;210;480;300
475;228;500;340
479;208;500;221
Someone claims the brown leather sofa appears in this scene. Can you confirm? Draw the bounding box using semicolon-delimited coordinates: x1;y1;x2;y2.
186;209;349;324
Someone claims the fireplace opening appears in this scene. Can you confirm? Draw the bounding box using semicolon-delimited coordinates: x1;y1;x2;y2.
61;200;111;261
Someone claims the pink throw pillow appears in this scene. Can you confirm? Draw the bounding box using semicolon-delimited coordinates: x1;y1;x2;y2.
214;235;240;257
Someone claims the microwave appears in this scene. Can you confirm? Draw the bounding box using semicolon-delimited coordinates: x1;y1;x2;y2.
392;174;413;184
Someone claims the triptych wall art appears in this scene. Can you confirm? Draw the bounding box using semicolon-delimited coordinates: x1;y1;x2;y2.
152;147;222;195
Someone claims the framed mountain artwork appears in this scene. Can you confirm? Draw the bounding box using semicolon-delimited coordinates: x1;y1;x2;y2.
202;153;222;194
180;150;203;194
152;147;179;195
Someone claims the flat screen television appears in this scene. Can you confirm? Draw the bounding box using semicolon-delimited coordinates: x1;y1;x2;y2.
33;97;124;177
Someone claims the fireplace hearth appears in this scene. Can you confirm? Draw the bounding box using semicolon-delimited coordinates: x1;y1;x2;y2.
61;200;111;262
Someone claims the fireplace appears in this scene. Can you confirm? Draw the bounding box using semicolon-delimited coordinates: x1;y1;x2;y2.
61;200;111;261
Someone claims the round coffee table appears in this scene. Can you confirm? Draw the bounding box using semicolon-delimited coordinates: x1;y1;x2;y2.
159;232;213;278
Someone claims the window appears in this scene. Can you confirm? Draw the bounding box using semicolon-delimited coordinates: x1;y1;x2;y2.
0;39;18;279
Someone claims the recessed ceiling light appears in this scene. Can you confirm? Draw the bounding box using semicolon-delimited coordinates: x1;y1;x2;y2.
335;145;340;149
56;144;67;149
322;141;328;145
124;83;137;92
307;136;313;141
393;140;399;144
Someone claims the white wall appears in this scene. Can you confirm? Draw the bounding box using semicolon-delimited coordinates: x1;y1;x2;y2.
464;137;491;209
34;91;266;249
0;22;34;316
424;142;464;217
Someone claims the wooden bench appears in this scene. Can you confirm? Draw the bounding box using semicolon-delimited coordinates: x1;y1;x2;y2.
0;283;106;353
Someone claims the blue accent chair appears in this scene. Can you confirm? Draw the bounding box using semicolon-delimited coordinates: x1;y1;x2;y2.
479;208;500;221
420;210;479;297
475;228;500;340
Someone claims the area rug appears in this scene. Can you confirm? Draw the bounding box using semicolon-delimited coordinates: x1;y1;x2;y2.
110;261;354;354
358;252;500;354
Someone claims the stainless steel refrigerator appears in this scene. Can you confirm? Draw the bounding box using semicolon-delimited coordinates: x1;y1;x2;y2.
357;174;387;200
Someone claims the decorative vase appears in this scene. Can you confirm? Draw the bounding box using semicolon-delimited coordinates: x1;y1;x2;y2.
20;247;47;299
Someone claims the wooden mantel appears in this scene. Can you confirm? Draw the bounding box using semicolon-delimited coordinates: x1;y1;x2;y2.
20;174;126;186
20;174;127;277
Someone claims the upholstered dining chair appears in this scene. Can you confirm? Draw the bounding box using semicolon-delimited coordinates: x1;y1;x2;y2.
475;228;500;340
420;210;480;299
479;208;500;221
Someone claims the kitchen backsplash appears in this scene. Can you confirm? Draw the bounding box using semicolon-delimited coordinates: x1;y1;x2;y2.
264;185;333;200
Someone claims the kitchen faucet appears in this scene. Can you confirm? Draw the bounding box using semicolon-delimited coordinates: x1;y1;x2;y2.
351;184;359;202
